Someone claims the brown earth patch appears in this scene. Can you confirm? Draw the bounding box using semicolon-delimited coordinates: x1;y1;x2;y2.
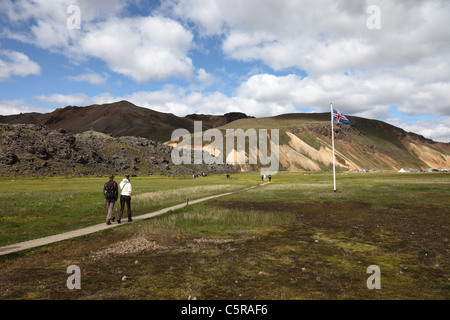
206;199;449;262
1;199;448;300
89;237;169;260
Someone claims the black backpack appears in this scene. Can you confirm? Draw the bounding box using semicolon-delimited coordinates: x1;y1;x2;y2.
104;180;117;199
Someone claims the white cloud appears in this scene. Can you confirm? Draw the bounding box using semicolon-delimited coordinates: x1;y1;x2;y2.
162;0;225;36
2;0;195;82
66;71;109;85
2;0;450;143
173;0;449;75
122;87;186;107
188;68;219;91
78;16;194;82
120;81;298;118
237;74;302;104
0;99;47;115
34;69;450;142
0;49;41;80
387;117;450;143
168;0;450;117
232;72;410;119
36;93;90;106
399;82;450;116
2;0;80;51
196;68;217;86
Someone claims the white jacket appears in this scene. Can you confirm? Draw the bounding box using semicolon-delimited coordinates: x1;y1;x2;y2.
120;179;132;196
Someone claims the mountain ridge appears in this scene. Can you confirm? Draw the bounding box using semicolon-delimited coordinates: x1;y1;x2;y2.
207;113;450;172
0;101;254;142
1;100;449;175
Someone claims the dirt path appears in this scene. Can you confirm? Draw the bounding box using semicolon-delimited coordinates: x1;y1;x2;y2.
0;183;266;256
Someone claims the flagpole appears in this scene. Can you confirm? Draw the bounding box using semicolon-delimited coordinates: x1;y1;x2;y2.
331;103;336;192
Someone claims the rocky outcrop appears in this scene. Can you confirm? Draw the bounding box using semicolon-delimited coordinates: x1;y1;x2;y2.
0;123;238;177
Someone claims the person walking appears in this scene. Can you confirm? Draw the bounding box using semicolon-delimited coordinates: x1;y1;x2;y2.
118;174;132;223
104;174;118;225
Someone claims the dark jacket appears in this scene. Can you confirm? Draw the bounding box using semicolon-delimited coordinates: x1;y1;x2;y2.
104;179;119;201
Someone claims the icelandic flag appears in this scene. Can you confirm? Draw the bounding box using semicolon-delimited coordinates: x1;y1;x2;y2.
333;109;350;125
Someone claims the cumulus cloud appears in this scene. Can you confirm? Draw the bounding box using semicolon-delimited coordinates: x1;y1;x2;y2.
78;16;194;82
196;68;218;86
168;0;450;117
230;72;411;118
2;0;195;82
2;0;82;51
0;49;41;80
2;0;450;143
170;0;449;73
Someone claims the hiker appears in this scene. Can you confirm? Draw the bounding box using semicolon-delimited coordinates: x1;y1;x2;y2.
104;174;119;225
268;174;272;182
118;174;132;223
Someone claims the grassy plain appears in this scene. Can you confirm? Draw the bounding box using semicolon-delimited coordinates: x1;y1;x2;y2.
0;171;448;300
0;174;253;246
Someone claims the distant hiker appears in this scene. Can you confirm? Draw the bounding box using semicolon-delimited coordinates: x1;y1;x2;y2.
268;174;272;182
104;174;118;225
118;174;132;223
261;174;264;181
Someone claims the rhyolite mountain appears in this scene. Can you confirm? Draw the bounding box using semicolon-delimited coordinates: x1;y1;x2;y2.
201;113;450;172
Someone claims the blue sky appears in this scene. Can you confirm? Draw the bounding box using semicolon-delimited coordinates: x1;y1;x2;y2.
1;0;449;142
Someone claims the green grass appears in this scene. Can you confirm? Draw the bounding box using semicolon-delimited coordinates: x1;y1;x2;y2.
0;171;449;300
0;174;256;246
138;204;293;237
